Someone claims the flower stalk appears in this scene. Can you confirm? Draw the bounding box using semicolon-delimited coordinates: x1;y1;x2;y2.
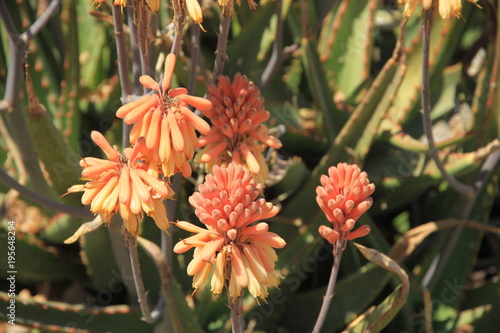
311;247;343;333
125;228;154;323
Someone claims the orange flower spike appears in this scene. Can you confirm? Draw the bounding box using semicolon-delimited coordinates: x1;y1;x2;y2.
316;163;375;250
66;132;173;236
116;53;212;177
197;74;281;184
173;164;285;300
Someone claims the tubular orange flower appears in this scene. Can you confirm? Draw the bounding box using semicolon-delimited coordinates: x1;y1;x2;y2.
173;163;285;301
398;0;479;19
196;74;282;184
66;131;173;236
116;53;212;177
316;163;375;252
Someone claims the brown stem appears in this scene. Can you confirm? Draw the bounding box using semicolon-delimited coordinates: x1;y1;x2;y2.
125;228;154;323
311;245;344;333
212;2;233;83
229;295;244;333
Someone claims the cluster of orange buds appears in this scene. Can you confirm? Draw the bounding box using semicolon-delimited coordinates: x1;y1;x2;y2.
195;74;282;185
316;163;375;253
173;164;285;300
116;54;212;178
66;131;173;236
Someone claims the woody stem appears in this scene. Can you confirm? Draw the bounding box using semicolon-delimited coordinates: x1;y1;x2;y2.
311;244;344;333
229;295;244;333
125;228;154;323
212;1;233;83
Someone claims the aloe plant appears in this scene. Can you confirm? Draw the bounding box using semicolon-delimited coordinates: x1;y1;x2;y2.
1;1;500;332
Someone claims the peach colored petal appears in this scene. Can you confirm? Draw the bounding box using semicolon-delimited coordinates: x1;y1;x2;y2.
181;107;211;134
81;161;117;179
240;143;260;174
248;232;286;249
146;108;162;149
167;112;184;152
180;95;213;112
116;94;152;118
231;243;248;287
123;98;157;125
129;168;151;203
118;165;131;205
91;131;120;162
345;225;371;240
139;75;160;91
201;141;228;163
161;53;176;92
168;87;188;97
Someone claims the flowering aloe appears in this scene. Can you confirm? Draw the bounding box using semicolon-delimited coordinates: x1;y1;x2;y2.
196;74;282;184
173;163;285;300
116;53;212;177
66;131;173;236
316;163;375;252
398;0;474;19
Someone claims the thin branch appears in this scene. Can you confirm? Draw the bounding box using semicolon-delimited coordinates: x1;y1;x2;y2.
20;0;62;44
420;8;474;196
212;2;233;83
0;168;93;219
137;3;151;80
125;229;154;323
170;18;185;56
127;3;143;95
259;0;283;89
188;10;202;93
311;247;344;333
421;148;500;291
112;5;132;98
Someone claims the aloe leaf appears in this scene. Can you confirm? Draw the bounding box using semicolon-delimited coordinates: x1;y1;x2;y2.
225;1;275;77
318;0;376;99
0;231;82;282
137;236;204;333
79;227;123;291
281;38;406;222
389;5;472;125
26;103;82;208
0;291;153;332
301;37;340;140
275;264;391;332
460;279;500;331
343;244;409;333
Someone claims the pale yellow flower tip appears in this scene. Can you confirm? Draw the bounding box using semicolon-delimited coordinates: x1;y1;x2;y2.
186;0;206;31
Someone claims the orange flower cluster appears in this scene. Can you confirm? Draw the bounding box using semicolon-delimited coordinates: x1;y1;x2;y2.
173;164;285;300
398;0;470;19
67;131;173;236
116;54;212;177
196;74;282;184
93;0;160;13
316;163;375;252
